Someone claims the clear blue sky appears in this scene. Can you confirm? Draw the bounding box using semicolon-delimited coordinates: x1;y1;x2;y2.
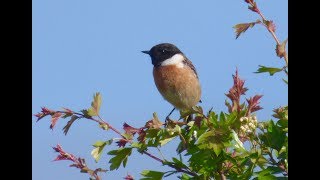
32;0;288;179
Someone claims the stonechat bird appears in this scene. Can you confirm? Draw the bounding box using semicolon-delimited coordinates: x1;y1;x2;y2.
142;43;201;119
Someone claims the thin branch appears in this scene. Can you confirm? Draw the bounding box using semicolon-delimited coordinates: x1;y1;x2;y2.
51;109;199;177
142;150;197;177
156;147;166;160
248;1;288;66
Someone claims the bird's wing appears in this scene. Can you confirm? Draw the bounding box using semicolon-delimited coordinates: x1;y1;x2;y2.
183;58;199;79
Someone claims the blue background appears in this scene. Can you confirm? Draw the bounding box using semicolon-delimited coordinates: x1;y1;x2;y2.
32;0;288;179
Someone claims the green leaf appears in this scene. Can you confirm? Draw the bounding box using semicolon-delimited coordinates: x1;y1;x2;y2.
91;148;103;163
91;140;112;162
197;130;225;155
282;78;288;84
108;148;132;170
187;121;195;127
87;92;102;116
180;174;191;180
233;20;261;39
259;120;286;151
208;111;218;126
93;139;113;147
140;170;164;180
255;65;282;76
159;136;176;146
219;112;226;122
180;108;196;119
212;143;222;156
62;115;79;135
99;123;109;131
172;157;188;169
254;166;285;180
230;130;246;152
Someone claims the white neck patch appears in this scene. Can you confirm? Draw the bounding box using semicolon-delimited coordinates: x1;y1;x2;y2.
161;54;185;68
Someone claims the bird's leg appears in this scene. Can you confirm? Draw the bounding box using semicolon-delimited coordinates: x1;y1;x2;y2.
165;108;175;125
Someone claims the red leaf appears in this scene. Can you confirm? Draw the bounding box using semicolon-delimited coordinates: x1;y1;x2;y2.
41;107;54;114
145;114;163;129
248;2;260;13
116;139;128;148
194;116;203;129
246;95;263;115
35;107;55;122
124;174;134;180
276;39;288;58
266;20;276;32
50;112;62;129
62;107;73;114
137;129;146;143
233;21;260;39
123;123;140;135
225;69;248;112
53;155;69;161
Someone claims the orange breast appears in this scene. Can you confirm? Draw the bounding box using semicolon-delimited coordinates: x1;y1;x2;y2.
153;65;201;110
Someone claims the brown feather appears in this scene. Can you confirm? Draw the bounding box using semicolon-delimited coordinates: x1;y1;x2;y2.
153;64;201;110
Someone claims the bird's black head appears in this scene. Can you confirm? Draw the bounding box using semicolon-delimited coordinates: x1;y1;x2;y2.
142;43;182;67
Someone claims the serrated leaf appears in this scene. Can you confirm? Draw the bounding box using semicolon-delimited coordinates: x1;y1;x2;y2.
145;113;163;129
197;130;223;155
233;20;261;39
140;170;164;180
276;39;288;58
255;65;282;76
91;140;109;162
159;136;176;146
197;128;232;156
108;148;132;170
50;112;62;129
130;142;141;148
62;115;79;135
87;92;102;116
93;139;113;147
259;120;286;151
172;157;188;169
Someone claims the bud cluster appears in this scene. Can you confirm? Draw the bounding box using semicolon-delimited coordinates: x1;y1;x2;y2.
239;116;258;135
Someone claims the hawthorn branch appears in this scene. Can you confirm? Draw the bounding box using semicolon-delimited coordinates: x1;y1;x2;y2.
248;1;288;67
54;109;198;177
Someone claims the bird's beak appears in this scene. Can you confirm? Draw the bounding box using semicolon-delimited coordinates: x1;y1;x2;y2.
141;50;150;55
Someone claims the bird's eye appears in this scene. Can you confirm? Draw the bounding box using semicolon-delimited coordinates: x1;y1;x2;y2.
162;49;168;53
